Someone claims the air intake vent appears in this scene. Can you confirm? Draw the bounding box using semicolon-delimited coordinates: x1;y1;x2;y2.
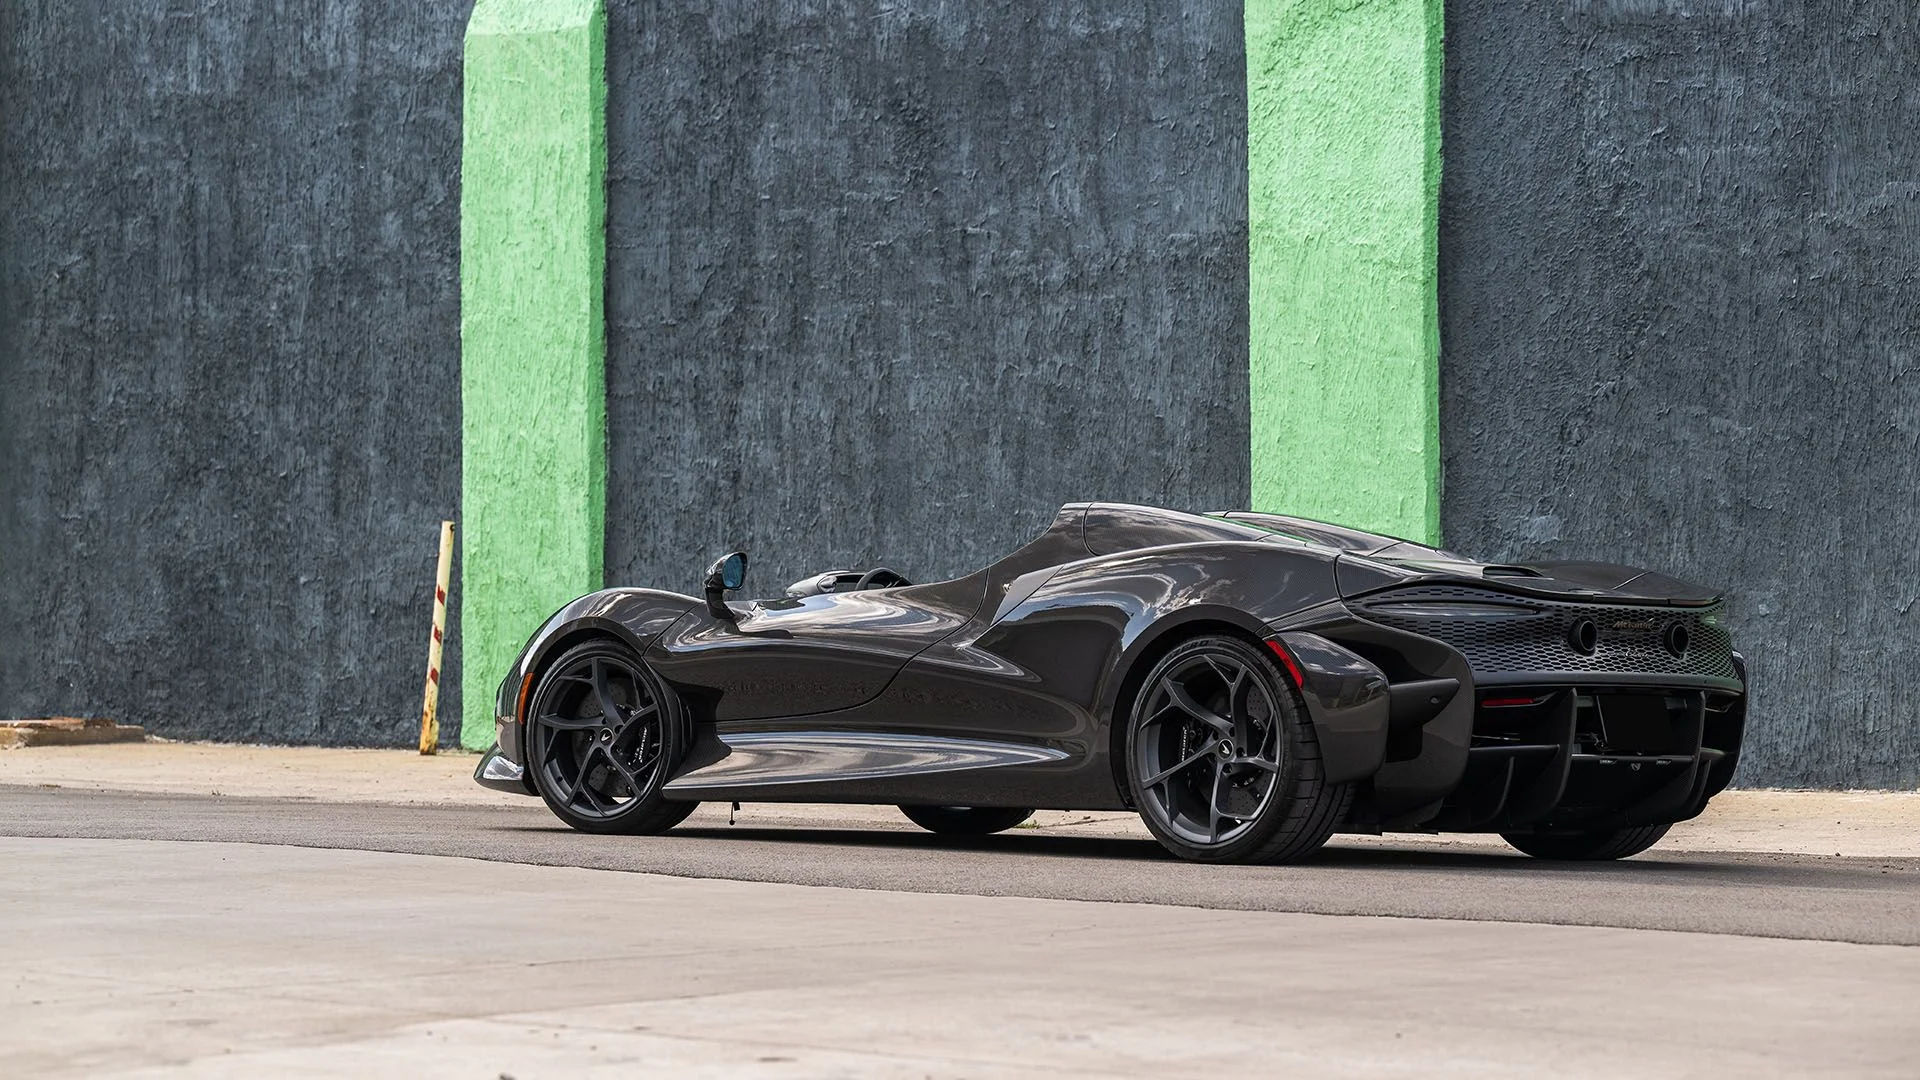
1482;565;1543;578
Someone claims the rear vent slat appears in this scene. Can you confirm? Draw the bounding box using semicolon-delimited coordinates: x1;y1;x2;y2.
1355;586;1735;680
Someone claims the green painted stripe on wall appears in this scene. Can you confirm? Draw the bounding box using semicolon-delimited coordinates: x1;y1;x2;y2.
459;0;608;749
1245;0;1443;544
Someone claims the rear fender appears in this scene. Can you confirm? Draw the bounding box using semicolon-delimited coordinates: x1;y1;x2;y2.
1273;633;1391;785
985;544;1344;800
1000;541;1342;724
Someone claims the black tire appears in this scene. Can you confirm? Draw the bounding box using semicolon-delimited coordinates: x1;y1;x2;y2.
1126;634;1350;864
525;639;698;835
1501;824;1671;861
898;805;1034;835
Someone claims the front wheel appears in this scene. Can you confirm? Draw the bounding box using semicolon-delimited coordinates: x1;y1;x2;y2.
1126;635;1349;864
1501;824;1671;861
898;805;1034;835
525;639;698;835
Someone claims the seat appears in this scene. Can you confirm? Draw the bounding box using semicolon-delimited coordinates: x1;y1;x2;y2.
784;567;914;598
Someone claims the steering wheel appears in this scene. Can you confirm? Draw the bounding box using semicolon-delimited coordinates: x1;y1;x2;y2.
853;567;911;591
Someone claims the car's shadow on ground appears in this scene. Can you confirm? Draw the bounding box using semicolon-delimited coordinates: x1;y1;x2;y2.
663;824;1181;860
488;821;1742;874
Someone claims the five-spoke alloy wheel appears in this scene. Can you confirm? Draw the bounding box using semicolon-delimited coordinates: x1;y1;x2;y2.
526;640;697;834
1127;635;1349;863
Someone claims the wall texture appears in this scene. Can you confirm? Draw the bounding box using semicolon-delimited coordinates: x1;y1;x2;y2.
460;0;607;748
603;0;1251;595
0;1;470;745
1440;0;1920;786
1247;0;1442;544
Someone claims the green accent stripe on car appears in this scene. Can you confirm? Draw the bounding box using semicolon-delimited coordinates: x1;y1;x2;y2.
459;0;608;749
1245;0;1443;544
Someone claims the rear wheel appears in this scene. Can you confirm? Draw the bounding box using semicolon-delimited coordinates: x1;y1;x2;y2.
1502;824;1671;861
898;805;1034;835
1126;635;1349;864
526;640;697;835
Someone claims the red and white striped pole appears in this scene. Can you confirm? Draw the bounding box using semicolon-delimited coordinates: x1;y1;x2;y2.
418;520;455;755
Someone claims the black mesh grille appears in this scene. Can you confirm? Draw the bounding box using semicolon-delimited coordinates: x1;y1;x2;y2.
1354;585;1736;679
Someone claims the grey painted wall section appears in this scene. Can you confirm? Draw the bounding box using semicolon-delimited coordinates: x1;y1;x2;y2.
1439;1;1920;787
0;1;471;745
603;1;1249;595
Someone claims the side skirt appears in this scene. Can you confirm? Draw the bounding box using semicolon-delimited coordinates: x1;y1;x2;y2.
662;728;1077;806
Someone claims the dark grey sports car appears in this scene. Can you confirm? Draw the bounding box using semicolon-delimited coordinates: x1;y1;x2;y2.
476;503;1747;864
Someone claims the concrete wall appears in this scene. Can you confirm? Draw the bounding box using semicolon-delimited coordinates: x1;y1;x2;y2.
602;0;1251;594
8;0;1912;787
0;1;471;745
1439;0;1920;786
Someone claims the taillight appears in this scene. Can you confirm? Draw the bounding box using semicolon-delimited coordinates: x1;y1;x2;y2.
1264;639;1305;688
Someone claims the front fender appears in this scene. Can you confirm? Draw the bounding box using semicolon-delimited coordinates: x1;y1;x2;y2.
492;588;702;735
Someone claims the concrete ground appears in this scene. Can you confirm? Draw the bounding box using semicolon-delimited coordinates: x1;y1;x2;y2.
2;744;1917;1077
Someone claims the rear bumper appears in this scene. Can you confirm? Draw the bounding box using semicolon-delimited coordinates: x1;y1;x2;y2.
1433;679;1746;834
1272;601;1747;832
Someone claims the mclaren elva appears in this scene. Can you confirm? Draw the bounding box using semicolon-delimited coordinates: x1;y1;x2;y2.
476;503;1747;863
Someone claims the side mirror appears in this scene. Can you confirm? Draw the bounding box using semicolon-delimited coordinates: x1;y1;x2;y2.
704;551;748;621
